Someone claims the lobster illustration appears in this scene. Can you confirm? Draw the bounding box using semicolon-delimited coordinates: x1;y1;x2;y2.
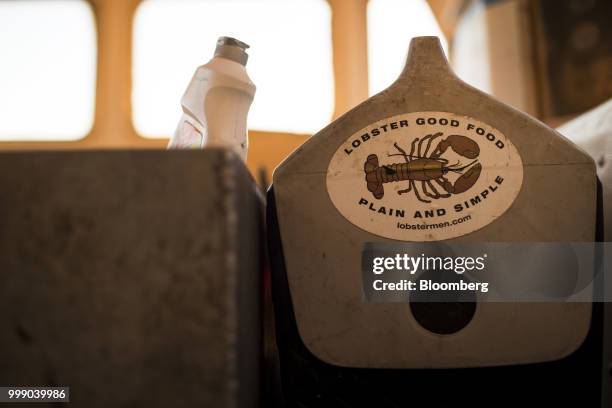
364;132;482;203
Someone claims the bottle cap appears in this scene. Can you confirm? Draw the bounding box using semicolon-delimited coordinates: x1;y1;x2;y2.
214;36;250;66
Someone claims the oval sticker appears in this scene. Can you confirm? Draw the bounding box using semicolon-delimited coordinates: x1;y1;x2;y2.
326;112;524;241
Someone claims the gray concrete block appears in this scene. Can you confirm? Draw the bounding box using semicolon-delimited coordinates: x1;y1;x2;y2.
0;149;263;407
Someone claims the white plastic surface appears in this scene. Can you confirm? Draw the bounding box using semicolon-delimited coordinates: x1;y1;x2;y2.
168;56;256;161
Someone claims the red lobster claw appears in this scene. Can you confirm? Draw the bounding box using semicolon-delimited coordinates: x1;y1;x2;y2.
433;135;480;159
441;163;482;194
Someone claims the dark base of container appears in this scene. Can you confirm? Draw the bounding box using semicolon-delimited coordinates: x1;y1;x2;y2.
267;186;605;408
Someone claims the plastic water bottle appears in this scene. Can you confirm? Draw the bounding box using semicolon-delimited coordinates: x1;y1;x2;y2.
168;36;256;162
